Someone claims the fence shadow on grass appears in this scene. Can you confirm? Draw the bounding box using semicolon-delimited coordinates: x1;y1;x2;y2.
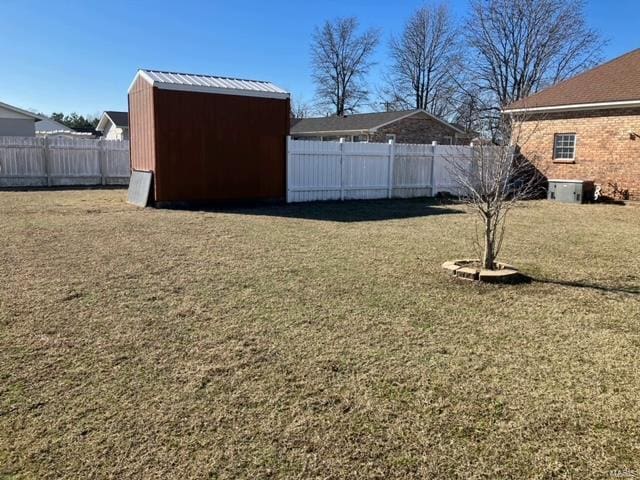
207;198;466;223
0;185;128;192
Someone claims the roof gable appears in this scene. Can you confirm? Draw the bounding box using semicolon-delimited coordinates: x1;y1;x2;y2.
128;69;289;100
505;48;640;112
0;101;43;121
96;111;129;131
290;109;464;135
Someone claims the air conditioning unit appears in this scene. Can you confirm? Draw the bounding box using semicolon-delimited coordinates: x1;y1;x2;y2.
547;179;595;204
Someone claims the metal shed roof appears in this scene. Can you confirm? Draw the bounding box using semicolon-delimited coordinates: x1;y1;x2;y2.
129;69;289;100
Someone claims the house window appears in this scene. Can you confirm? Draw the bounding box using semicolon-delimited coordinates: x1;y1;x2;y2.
353;134;369;142
443;136;453;145
553;133;576;161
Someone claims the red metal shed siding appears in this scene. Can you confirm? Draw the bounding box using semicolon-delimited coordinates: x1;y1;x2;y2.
128;76;156;174
152;89;289;203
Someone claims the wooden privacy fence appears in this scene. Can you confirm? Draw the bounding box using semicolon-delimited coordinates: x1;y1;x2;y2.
287;138;474;203
0;136;130;187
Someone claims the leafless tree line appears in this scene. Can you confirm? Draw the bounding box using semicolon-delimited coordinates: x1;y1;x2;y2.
308;0;603;136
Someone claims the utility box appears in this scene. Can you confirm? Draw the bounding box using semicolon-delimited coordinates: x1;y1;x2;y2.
547;179;594;204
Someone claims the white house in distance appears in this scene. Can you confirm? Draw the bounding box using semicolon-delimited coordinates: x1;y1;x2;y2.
96;111;129;140
36;117;74;135
35;117;95;138
0;100;42;136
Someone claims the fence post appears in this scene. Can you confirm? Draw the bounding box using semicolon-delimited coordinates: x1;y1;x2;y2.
43;136;52;187
387;138;395;199
99;139;107;185
430;141;437;196
286;136;291;203
339;137;345;201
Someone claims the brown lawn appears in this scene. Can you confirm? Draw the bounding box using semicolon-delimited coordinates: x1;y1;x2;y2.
1;189;639;479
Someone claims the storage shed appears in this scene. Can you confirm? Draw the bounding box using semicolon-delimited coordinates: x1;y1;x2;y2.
128;69;290;205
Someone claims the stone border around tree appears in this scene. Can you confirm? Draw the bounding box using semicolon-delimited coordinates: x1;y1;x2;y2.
442;259;524;284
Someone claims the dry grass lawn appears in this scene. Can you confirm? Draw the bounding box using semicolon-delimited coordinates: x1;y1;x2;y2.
1;189;639;479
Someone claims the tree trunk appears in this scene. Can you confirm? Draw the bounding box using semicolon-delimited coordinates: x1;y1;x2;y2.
482;215;495;270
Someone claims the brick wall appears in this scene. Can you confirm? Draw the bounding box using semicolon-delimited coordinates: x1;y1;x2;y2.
371;111;467;144
516;108;640;200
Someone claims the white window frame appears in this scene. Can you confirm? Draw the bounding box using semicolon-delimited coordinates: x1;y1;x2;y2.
352;134;369;143
553;133;577;162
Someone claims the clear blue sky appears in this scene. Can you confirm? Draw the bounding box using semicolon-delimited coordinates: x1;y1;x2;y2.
1;0;637;117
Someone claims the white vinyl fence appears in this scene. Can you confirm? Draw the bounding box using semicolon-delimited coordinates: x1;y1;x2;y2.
287;137;474;203
0;136;130;187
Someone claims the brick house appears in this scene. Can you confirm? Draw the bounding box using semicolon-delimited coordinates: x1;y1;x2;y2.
504;48;640;200
290;109;471;144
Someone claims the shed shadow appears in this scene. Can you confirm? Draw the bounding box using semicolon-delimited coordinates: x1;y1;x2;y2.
202;198;465;222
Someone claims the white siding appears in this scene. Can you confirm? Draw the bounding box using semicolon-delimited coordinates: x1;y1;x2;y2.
101;122;129;141
0;104;36;120
0;118;36;137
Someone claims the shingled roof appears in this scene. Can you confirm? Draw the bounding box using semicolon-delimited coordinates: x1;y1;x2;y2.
291;109;463;134
96;111;129;133
104;111;129;128
504;49;640;112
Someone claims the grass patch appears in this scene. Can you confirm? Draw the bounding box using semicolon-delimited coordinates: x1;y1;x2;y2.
1;189;639;479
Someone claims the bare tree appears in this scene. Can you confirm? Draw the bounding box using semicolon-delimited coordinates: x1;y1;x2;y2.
452;86;484;134
466;0;603;114
385;3;462;117
446;114;545;269
311;17;380;116
449;80;513;141
290;95;314;119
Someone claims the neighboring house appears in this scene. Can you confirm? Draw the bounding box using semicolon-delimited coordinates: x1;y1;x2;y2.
504;48;640;200
36;117;75;135
96;111;129;140
290;109;470;144
0;100;42;136
35;117;94;138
